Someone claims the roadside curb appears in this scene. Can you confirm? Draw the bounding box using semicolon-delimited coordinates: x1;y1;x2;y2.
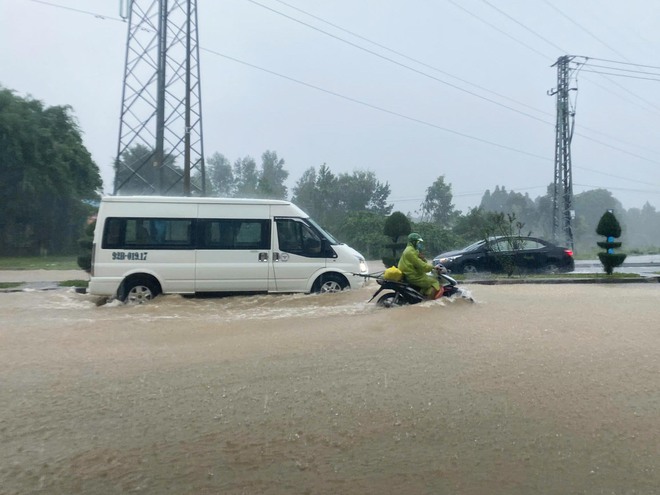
0;282;71;293
462;276;660;285
3;277;659;294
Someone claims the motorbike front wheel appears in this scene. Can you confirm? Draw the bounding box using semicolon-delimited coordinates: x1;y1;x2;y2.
377;292;407;308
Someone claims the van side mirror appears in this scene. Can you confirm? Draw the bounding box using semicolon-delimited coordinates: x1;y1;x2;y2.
322;239;335;257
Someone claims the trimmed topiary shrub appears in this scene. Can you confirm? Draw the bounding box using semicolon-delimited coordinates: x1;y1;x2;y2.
596;210;626;275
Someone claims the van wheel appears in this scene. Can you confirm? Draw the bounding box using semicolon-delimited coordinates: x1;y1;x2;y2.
121;277;160;304
315;274;348;294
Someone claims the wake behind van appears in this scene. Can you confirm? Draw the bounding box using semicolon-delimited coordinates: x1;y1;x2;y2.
89;196;369;303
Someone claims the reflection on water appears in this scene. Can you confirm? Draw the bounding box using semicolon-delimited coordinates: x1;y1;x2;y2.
7;284;476;325
3;284;660;494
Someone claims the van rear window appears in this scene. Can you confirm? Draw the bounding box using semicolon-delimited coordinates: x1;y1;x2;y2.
102;218;194;249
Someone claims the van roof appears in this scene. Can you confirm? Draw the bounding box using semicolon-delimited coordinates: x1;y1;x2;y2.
101;196;292;206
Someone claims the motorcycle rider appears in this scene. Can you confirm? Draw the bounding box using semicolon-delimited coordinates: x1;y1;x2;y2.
397;233;443;300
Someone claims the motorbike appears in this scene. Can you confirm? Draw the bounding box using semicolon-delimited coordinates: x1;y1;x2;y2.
366;265;474;308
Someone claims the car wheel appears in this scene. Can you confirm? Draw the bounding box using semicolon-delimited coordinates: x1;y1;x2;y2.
121;277;160;304
462;264;478;276
545;262;560;274
315;273;348;293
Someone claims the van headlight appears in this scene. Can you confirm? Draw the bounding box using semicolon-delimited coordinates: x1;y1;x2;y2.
358;257;368;273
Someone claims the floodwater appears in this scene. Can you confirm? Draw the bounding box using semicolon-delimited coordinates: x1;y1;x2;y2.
1;283;659;494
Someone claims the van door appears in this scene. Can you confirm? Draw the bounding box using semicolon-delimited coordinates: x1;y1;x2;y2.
272;217;327;292
195;215;272;292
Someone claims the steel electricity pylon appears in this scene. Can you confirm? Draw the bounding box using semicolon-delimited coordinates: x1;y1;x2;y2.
114;0;205;196
548;55;578;251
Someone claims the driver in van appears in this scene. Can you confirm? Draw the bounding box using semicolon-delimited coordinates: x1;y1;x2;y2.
397;233;443;300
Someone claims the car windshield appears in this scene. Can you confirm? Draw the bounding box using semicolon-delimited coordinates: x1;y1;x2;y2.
462;240;487;252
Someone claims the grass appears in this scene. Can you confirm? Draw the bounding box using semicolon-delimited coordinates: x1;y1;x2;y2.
453;271;643;281
522;272;641;279
0;256;80;270
59;280;89;288
0;282;22;289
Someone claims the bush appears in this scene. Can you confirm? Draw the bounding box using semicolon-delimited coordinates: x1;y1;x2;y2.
596;210;626;275
382;212;411;267
76;220;95;273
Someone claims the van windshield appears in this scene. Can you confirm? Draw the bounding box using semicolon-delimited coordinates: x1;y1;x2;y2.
307;218;340;244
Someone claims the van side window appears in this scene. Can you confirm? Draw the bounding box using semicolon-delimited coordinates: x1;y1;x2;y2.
102;218;194;249
199;219;270;250
276;218;324;258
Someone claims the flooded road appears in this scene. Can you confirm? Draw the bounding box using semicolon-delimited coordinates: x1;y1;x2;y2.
1;283;659;494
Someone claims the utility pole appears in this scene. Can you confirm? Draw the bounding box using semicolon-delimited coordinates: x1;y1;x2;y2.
548;55;577;251
114;0;205;196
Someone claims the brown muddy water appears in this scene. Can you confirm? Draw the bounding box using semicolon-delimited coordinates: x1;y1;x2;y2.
1;283;659;494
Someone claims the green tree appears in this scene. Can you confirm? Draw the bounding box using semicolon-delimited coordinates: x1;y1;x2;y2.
76;219;96;272
412;222;461;261
532;185;555;240
382;211;411;266
258;150;288;199
315;164;341;229
623;202;660;249
114;143;183;195
291;164;338;229
206;152;234;196
291;167;319;214
233;156;259;197
0;87;101;255
336;170;392;216
420;175;456;225
480;185;538;234
291;164;392;237
453;207;503;245
337;211;388;260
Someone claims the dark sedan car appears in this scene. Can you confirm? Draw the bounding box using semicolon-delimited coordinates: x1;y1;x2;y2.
432;236;574;275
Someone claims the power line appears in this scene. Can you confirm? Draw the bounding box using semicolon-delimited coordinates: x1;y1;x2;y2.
581;62;660;77
444;0;553;60
477;0;565;54
26;0;660;193
201;47;551;161
244;0;554;126
30;0;660;163
579;69;660;83
247;0;660;166
204;48;660;190
269;0;552;119
573;56;660;71
577;69;660;117
29;0;125;22
540;0;631;61
441;1;660;154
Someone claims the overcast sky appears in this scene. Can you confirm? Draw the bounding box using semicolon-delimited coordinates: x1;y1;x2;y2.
2;0;660;215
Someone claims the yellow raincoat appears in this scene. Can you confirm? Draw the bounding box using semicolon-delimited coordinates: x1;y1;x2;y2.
397;243;440;297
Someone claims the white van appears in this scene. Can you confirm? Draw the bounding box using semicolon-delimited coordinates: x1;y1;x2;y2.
89;196;369;302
